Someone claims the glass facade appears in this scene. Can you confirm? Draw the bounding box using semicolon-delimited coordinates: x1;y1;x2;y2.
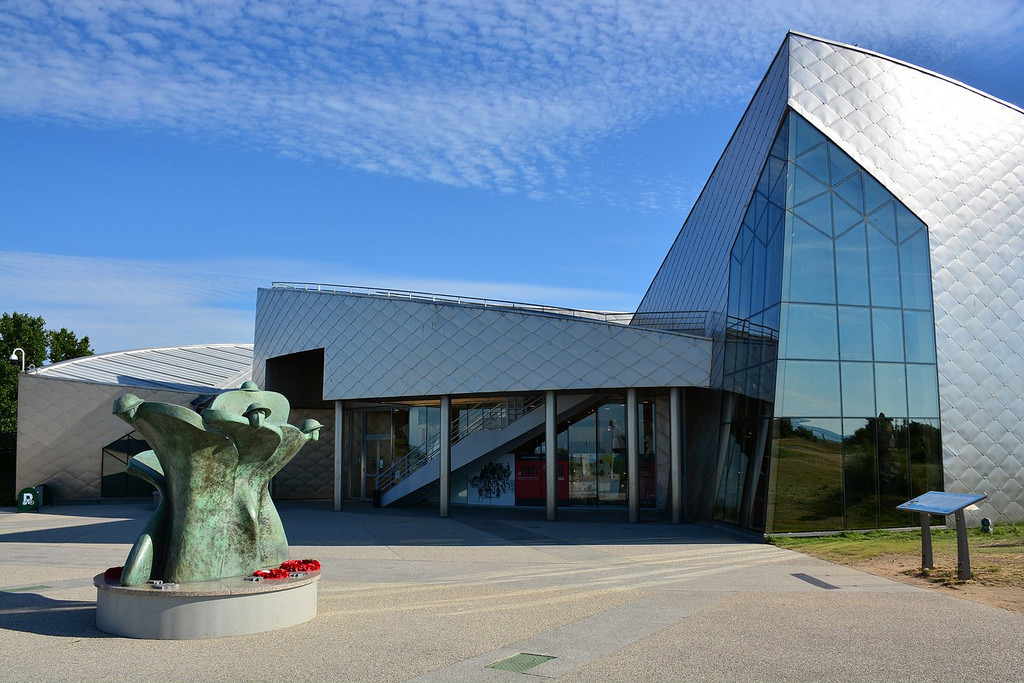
344;404;440;500
514;398;656;508
718;111;943;533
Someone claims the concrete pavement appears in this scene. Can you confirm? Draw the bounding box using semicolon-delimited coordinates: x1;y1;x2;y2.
1;501;1022;681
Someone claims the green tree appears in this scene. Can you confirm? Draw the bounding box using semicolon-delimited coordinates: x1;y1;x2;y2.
47;327;94;363
1;312;93;505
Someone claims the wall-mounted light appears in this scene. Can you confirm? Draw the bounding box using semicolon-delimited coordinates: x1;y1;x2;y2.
9;347;26;372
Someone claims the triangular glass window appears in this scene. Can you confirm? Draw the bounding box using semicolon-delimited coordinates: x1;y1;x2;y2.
795;143;829;185
792;115;826;157
899;229;932;310
895;202;925;244
792;193;832;234
832;193;863;236
828;146;860;186
868;201;898;241
863;174;891;215
768;157;788;208
791;167;829;205
834;174;864;213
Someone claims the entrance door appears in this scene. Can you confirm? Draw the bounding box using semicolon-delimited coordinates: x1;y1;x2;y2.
363;436;391;500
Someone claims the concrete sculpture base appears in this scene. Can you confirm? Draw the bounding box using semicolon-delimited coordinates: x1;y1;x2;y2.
94;572;318;639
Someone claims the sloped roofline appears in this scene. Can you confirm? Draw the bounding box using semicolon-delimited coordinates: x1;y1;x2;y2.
30;343;254;392
787;30;1024;115
35;343;253;374
636;30;1023;313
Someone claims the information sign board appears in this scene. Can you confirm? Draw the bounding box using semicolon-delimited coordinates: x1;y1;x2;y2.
897;490;986;580
897;491;986;515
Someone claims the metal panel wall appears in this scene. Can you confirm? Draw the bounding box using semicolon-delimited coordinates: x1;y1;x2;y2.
254;287;712;400
784;33;1024;523
16;376;196;500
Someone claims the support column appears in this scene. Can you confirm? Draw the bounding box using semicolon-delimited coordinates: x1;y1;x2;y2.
627;388;639;523
439;395;451;518
713;393;736;507
741;417;771;528
333;400;344;511
545;390;557;521
670;388;683;524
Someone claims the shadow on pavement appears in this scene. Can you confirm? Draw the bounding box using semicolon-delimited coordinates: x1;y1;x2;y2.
0;591;108;638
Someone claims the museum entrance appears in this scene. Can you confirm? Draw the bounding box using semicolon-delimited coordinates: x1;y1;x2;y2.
515;397;656;509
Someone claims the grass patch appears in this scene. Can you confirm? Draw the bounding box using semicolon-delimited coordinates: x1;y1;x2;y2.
769;522;1024;588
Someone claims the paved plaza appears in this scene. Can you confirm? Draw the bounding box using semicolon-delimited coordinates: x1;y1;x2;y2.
2;502;1022;681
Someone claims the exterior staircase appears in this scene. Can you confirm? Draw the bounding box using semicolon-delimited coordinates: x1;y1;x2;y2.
379;394;599;506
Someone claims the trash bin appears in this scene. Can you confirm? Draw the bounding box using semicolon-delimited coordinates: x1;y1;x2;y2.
372;489;381;508
17;486;40;512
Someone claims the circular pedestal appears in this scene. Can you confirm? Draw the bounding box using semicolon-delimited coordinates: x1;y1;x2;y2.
94;572;318;639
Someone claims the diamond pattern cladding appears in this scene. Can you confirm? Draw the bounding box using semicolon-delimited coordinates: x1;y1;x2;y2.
254;288;711;400
785;34;1024;523
17;375;198;500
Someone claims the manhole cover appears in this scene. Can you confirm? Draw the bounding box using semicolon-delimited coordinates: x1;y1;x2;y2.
485;653;556;672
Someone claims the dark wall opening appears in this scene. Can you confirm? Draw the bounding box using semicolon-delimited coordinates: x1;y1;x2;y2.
264;348;330;410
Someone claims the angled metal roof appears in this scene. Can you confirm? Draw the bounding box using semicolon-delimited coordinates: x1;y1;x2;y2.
31;344;254;393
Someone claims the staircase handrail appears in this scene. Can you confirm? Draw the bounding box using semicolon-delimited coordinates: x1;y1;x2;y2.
375;394;546;495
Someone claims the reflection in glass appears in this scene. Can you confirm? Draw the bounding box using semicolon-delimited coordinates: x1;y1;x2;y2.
868;228;901;307
832;193;862;236
872;308;904;362
906;364;940;417
841;362;875;417
867;201;897;241
597;403;627;506
842;418;878;529
838;306;872;361
903;310;937;363
785;217;835;304
835;225;870;305
900;230;933;310
715;422;751;525
908;418;943;497
777;360;841;417
725;111;942;533
792;193;832;232
568;411;597;506
770;417;844;531
780;304;837;359
875;363;908;418
877;416;912;527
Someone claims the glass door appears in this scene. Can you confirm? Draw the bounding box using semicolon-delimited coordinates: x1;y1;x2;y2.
567;411;597;505
597;403;627;505
363;436;391;499
361;409;393;500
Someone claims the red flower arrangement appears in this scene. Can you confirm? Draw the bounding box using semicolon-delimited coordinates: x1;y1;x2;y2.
104;566;123;580
251;558;321;579
280;559;321;572
251;567;290;580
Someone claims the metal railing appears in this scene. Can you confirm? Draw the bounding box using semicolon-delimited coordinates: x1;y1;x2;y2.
375;394;546;496
725;316;780;341
271;282;710;336
272;281;634;324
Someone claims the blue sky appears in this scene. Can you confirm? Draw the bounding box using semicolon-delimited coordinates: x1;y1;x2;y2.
2;0;1023;354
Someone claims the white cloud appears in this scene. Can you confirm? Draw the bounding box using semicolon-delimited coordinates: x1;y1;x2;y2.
0;250;638;353
2;0;1021;201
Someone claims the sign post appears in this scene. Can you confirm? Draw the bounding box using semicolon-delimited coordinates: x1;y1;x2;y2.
897;491;986;580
